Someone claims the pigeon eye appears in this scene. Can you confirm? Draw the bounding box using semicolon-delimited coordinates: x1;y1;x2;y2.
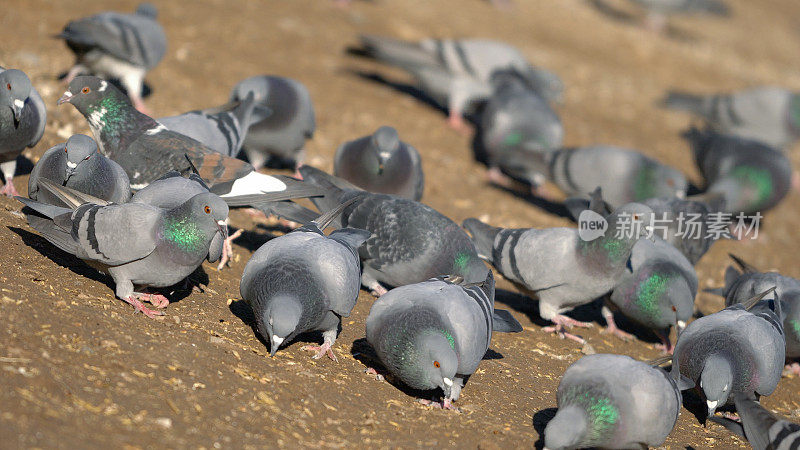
671;306;677;312
433;361;440;368
204;206;211;214
5;83;10;90
64;148;68;153
633;214;641;221
84;155;91;160
81;87;90;94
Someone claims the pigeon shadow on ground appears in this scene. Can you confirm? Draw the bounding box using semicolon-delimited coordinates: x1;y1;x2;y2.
532;407;558;449
226;225;279;253
13;153;35;177
488;183;573;219
56;71;153;99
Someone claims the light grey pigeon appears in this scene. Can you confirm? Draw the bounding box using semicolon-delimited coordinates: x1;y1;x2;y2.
544;354;682;450
333;126;424;201
229;75;315;170
684;127;792;215
664;87;798;149
671;288;785;417
463;202;655;343
627;0;729;32
0;67;46;197
57;2;166;113
17;181;229;319
356;35;563;131
366;271;522;410
710;393;800;450
158;93;271;158
240;200;370;360
480;69;563;192
28;134;130;205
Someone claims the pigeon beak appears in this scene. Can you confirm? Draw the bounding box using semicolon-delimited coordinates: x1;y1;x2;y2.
676;320;686;333
269;335;284;357
217;219;229;241
57;91;73;105
706;400;718;416
65;161;77;181
11;99;24;125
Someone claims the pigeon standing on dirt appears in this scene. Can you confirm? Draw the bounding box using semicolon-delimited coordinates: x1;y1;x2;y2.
710;394;800;450
356;35;563;131
664;87;800;149
28;134;130;205
333;126;424;201
229;75;315;170
366;271;522;410
463;202;654;343
544;354;682;450
0;67;46;197
241;200;370;360
56;2;166;113
671;288;785;417
628;0;729;32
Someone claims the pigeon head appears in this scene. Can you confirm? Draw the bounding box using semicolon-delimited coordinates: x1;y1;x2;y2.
418;330;459;395
59;76;135;130
163;193;230;257
699;353;733;415
261;296;303;357
631;163;687;202
543;404;589;450
0;69;32;125
231;76;269;103
63;134;98;181
370;126;401;175
135;2;158;19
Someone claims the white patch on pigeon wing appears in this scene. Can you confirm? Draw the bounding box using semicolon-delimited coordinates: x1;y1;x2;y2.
219;171;288;197
144;123;167;135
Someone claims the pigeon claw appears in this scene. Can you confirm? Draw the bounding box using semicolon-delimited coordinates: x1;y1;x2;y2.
217;228;243;270
301;342;337;362
364;367;384;381
0;180;20;197
418;398;460;412
783;362;800;377
123;296;165;319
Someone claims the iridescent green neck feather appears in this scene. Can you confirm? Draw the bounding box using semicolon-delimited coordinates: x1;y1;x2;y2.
635;272;672;321
632;165;658;201
730;166;772;208
161;216;207;254
562;385;620;442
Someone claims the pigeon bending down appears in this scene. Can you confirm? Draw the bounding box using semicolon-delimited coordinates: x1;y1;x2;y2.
0;67;46;197
17;181;229;318
289;166;488;296
463;202;655;343
684;127;792;214
240;200;370;360
366;271;522;410
663;87;799;149
333;126;424;201
56;2;166;114
671;288;785;417
544;354;683;450
710;393;800;450
356;35;563;131
28;134;130;205
229;76;315;170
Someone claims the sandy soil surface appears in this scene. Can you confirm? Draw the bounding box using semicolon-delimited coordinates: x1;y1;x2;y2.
1;0;800;448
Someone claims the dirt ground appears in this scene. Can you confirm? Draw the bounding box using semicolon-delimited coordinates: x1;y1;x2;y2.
1;0;800;448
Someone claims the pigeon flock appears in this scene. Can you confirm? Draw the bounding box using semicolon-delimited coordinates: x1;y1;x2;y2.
3;1;800;448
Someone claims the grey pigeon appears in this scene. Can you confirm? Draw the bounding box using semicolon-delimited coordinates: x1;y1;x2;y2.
671;288;785;417
480;70;563;192
28;134;130;205
544;354;682;449
229;76;315;170
463;202;655;343
333;126;424;201
365;271;522;410
0;67;46;197
240;200;370;360
17;181;229;318
627;0;729;32
288;166;488;296
57;2;166;113
664;87;798;149
684;127;792;215
158;93;271;158
710;393;800;450
357;35;563;131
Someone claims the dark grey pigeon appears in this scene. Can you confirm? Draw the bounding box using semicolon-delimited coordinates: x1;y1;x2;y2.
671;288;785;417
240;200;370;360
333;126;424;201
684;127;792;215
366;271;522;410
664;87;799;149
710;393;800;450
28;134;130;205
229;76;315;170
57;2;166;113
0;67;46;197
356;35;563;131
17;181;230;319
463;202;655;344
544;354;682;449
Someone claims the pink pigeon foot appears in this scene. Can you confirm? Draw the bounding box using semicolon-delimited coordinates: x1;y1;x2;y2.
132;97;152;116
301;342;337;361
486;167;515;189
418;398;460;412
542;314;593;344
123;296;164;319
530;184;560;202
370;285;388;297
133;292;169;309
601;312;634;341
0;180;19;197
365;367;384;381
784;362;800;377
446;112;472;135
217;229;243;270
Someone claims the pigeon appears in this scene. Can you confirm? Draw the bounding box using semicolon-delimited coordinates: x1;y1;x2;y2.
229;75;316;170
710;393;800;450
480;69;564;193
0;67;46;197
544;354;683;450
333;126;424;201
17;181;230;318
463;202;655;343
240;199;370;360
28;134;131;205
664;87;799;149
365;271;522;410
628;0;729;32
356;35;563;131
684;127;792;215
288;166;488;296
670;288;785;417
57;2;166;113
